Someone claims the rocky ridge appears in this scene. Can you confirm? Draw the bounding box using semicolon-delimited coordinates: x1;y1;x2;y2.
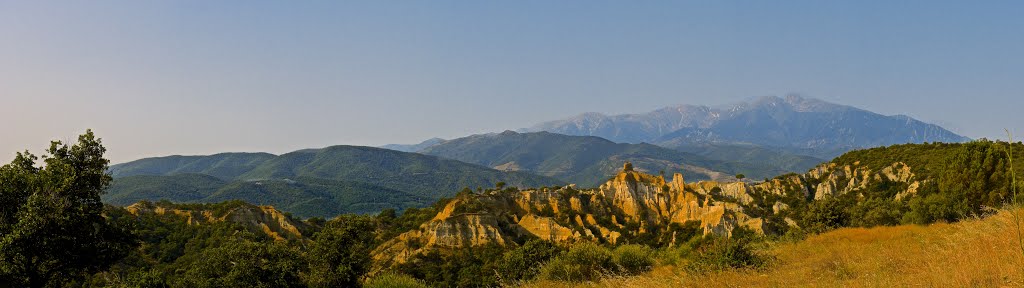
125;201;312;241
373;159;926;267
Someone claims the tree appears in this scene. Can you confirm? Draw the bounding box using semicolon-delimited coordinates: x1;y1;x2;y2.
304;215;377;288
735;174;746;179
0;130;136;288
173;238;305;288
495;182;507;190
496;240;562;282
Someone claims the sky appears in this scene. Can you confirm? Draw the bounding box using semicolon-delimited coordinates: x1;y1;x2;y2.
1;1;1023;164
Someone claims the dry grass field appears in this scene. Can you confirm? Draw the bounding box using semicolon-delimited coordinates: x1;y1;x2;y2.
524;208;1024;288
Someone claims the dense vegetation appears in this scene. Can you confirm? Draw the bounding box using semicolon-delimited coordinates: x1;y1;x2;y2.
0;131;135;288
105;145;563;217
420;131;786;187
792;140;1024;233
670;143;825;173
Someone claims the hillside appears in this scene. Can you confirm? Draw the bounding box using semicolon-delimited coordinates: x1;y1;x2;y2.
419;131;786;187
671;143;825;173
109;152;276;180
121;200;315;241
105;145;564;217
371;140;1024;281
524;207;1024;287
82;140;1024;288
380;138;446;153
524;95;970;159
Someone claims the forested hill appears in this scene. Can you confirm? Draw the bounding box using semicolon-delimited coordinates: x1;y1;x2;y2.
104;145;563;217
419;131;786;186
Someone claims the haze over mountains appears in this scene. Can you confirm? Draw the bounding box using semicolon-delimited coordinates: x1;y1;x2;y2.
523;95;969;159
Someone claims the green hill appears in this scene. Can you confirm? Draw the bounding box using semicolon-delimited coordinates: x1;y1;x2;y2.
669;143;826;173
109;152;276;180
105;146;563;217
419;131;786;187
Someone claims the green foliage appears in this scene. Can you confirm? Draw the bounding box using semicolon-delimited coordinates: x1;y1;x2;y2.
796;141;1024;231
304;215;377;288
363;272;430;288
612;244;655;274
172;240;304;288
396;244;505;287
800;197;850;233
496;240;562;282
539;242;616;282
0;130;136;288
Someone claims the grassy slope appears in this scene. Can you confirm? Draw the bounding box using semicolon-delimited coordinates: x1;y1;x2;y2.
525;208;1024;287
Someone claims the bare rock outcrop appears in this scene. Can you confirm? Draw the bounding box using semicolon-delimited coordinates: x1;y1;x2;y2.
125;202;309;241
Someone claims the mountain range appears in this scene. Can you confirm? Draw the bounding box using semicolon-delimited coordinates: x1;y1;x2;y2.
109;95;970;218
105;145;562;217
418;131;785;186
522;95;969;159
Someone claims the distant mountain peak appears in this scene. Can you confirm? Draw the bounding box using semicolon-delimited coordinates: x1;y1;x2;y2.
523;95;969;156
380;137;447;153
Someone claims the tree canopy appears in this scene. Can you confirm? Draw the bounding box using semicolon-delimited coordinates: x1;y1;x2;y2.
0;130;135;288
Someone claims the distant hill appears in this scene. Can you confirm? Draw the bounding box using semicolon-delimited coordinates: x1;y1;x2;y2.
419;131;785;187
109;152;276;180
671;143;826;173
105;146;563;217
524;95;970;159
380;138;446;153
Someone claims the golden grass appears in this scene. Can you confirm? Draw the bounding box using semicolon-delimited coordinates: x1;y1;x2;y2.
523;208;1024;288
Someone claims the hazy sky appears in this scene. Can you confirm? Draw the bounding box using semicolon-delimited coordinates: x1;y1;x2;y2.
2;1;1023;163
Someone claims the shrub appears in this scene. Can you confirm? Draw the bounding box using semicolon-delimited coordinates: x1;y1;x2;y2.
497;240;562;282
539;242;616;282
800;197;850;233
363;272;429;288
685;237;766;273
613;244;655;274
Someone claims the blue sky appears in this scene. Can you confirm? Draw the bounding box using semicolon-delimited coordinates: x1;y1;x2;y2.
1;1;1022;163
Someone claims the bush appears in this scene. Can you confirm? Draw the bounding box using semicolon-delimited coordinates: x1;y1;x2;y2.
685;237;766;273
363;272;429;288
613;244;655;274
497;240;562;282
539;242;616;282
800;197;850;233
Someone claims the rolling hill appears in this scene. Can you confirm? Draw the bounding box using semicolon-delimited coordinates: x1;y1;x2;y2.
418;131;786;187
105;145;563;217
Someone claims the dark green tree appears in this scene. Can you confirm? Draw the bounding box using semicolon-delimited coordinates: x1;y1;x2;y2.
496;239;562;282
304;215;377;288
173;239;305;288
0;130;136;288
